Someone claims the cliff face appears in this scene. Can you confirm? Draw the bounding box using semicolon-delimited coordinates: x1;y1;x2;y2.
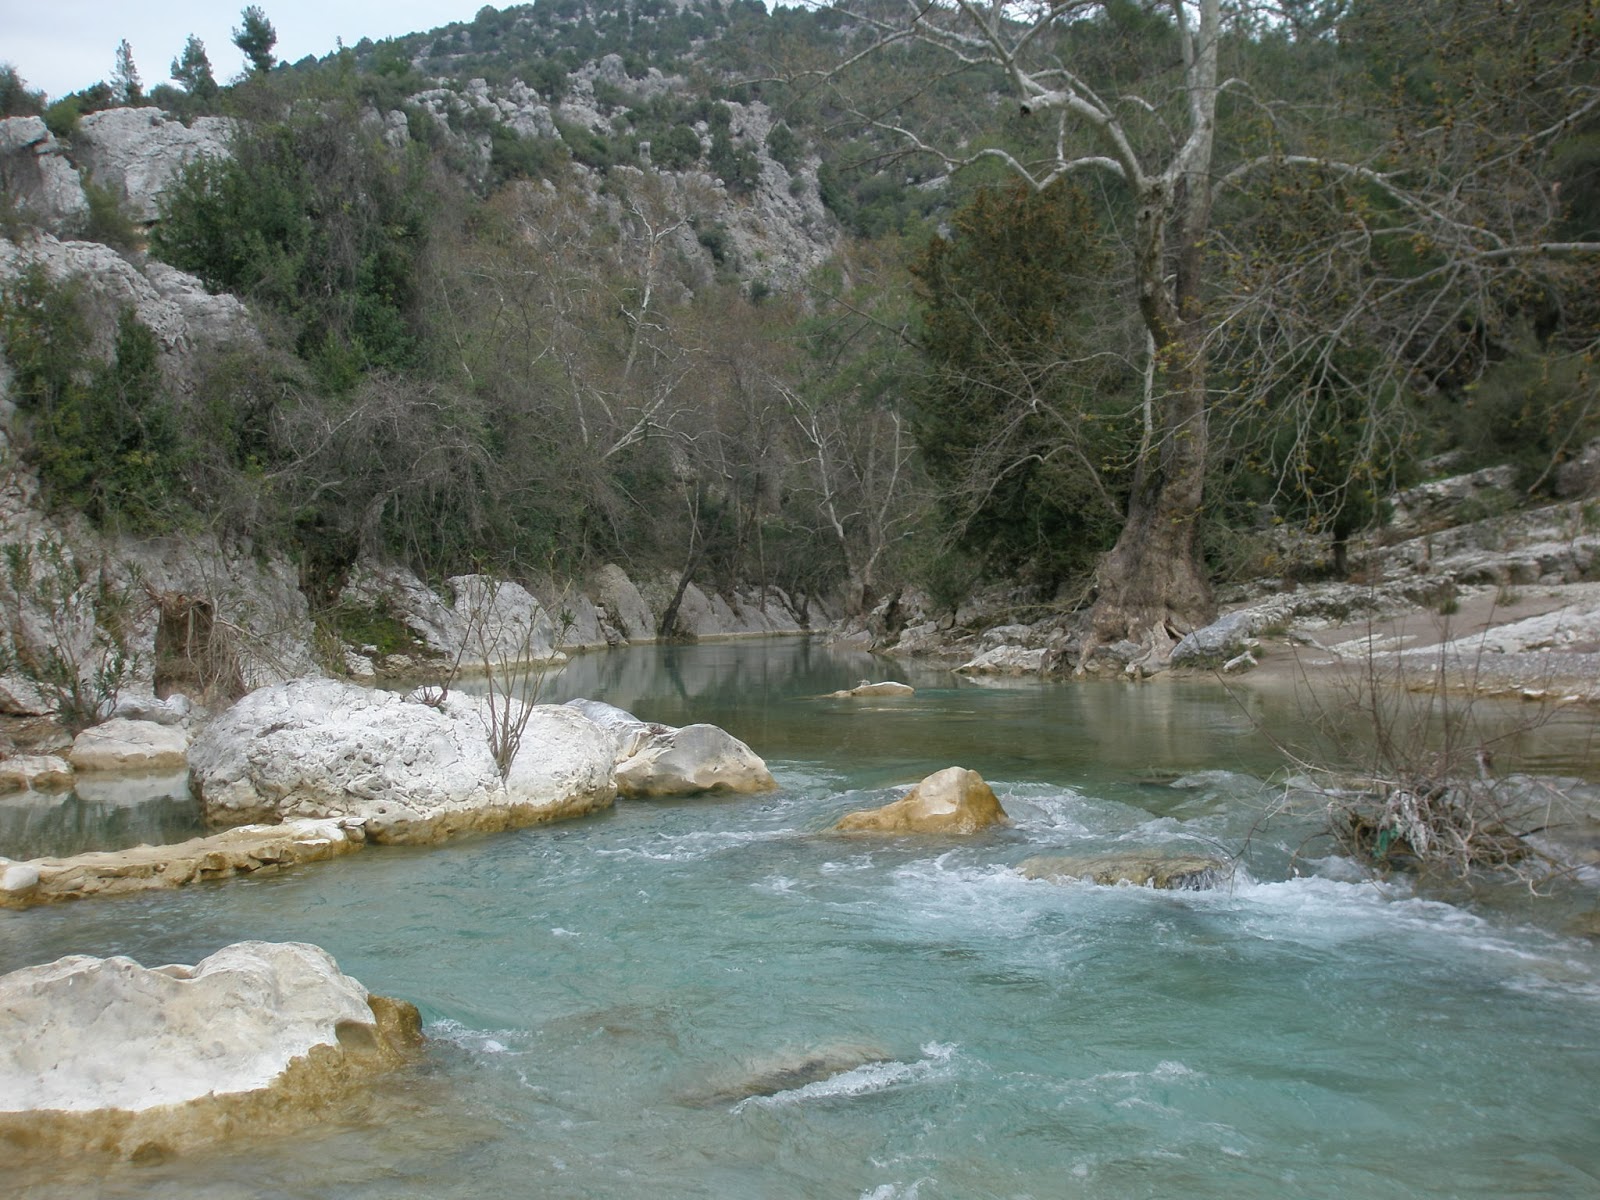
0;78;848;725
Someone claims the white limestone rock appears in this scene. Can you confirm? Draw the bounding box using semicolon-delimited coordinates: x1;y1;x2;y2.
69;718;189;773
0;116;87;227
564;697;776;797
0;234;251;360
191;679;615;842
0;941;421;1160
73;107;233;223
108;689;192;725
956;646;1047;675
1;862;42;895
447;573;565;666
0;675;56;717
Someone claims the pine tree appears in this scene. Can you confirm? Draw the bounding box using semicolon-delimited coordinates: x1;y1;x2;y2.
111;39;141;105
171;35;218;99
232;6;277;75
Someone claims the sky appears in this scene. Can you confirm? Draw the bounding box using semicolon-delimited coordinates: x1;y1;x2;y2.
4;0;494;101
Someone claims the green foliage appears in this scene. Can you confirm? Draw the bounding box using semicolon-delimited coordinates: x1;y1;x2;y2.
81;178;141;250
42;95;84;139
0;270;183;529
171;34;219;102
489;124;568;181
328;599;428;658
0;64;45;117
0;539;135;730
709;130;760;195
233;5;278;74
650;124;702;171
765;121;802;173
912;180;1135;584
151;94;438;392
1450;354;1600;494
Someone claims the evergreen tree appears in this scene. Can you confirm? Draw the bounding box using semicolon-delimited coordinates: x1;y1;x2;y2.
232;6;278;75
171;35;218;99
111;39;141;104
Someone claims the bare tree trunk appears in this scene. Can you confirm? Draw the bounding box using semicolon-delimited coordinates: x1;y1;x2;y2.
1085;167;1216;660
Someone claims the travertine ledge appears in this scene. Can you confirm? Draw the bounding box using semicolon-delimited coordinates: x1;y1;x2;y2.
0;818;364;908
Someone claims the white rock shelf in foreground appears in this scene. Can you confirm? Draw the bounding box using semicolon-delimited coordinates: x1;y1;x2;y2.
0;941;421;1162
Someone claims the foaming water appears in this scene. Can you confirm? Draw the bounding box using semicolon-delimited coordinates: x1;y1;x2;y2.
5;639;1599;1198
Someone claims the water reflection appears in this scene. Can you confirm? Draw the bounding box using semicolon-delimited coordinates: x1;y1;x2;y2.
0;770;198;861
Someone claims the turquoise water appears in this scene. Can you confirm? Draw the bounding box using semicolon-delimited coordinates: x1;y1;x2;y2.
5;639;1600;1197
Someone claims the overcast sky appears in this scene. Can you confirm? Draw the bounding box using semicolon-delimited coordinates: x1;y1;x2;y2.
5;1;493;100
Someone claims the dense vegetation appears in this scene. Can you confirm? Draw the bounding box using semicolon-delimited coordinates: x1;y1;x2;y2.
1;0;1596;623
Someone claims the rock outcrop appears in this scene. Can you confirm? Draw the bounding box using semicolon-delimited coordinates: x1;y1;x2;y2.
0;941;421;1161
1018;853;1233;891
565;698;777;797
73;108;233;223
832;766;1007;835
0;233;252;358
0;117;87;227
190;679;616;842
0;818;364;908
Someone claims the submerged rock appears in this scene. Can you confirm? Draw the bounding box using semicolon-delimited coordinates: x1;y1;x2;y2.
566;698;777;797
1018;853;1233;891
832;766;1007;835
190;679;615;842
679;1043;890;1107
825;680;915;698
0;941;421;1162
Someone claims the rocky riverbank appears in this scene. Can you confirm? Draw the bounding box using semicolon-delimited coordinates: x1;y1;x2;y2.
835;482;1600;705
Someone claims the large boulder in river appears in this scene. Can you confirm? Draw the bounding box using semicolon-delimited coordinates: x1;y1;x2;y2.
0;941;421;1162
832;766;1007;835
1018;853;1233;891
190;679;615;843
565;698;777;797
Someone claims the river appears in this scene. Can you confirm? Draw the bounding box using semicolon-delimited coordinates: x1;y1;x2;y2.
5;638;1599;1197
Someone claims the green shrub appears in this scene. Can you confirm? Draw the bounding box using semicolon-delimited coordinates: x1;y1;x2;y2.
0;269;185;529
82;178;141;250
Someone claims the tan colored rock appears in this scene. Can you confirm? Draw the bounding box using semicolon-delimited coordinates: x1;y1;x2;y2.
0;941;421;1163
0;754;74;793
0;818;363;909
826;681;915;698
68;718;189;773
832;766;1006;835
1018;853;1233;891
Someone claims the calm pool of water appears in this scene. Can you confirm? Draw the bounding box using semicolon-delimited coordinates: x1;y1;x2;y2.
5;638;1599;1197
